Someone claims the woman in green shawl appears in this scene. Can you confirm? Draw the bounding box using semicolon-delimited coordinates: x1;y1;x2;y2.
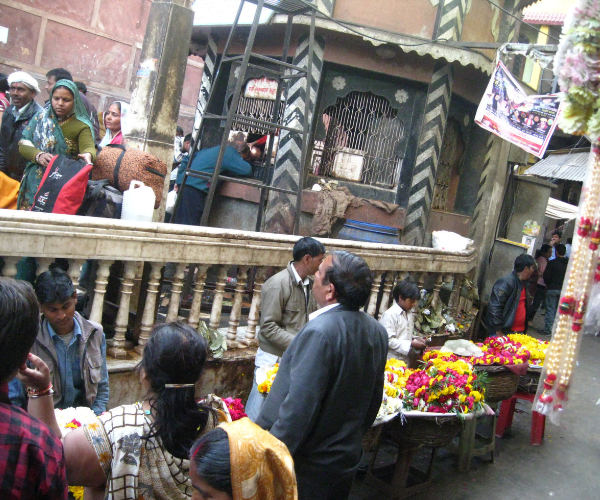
17;79;96;210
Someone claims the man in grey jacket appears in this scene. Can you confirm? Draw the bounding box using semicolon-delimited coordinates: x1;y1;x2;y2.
256;251;388;500
245;237;325;421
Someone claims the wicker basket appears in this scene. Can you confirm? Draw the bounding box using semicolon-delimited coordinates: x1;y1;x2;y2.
384;414;461;448
475;365;519;403
362;425;383;452
517;368;541;394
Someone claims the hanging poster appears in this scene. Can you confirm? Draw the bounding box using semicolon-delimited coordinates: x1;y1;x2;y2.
475;61;562;158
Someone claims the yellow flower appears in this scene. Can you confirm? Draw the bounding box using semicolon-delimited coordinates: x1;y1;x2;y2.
69;486;84;500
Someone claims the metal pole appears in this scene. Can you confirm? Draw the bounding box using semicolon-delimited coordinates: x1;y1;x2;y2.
255;13;294;232
172;0;245;223
200;0;266;227
293;9;315;235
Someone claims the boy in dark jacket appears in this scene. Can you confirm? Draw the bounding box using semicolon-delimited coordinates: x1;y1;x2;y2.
543;244;568;336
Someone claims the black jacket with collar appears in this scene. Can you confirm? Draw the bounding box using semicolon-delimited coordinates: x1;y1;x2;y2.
0;101;43;181
544;256;568;290
485;271;529;334
256;304;388;478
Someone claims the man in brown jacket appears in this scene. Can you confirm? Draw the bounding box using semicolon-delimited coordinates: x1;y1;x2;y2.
245;237;325;421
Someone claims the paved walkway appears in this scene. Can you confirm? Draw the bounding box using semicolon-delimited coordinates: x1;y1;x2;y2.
351;314;600;500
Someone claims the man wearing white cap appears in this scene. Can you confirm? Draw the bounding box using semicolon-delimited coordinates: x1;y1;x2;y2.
0;71;43;181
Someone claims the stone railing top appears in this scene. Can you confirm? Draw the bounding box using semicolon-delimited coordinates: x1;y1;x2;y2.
0;211;477;274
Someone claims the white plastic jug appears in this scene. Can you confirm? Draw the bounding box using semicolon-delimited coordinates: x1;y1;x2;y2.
121;180;155;222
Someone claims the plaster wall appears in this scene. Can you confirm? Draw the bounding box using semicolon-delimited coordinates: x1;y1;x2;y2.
461;0;506;60
0;0;202;132
332;0;437;39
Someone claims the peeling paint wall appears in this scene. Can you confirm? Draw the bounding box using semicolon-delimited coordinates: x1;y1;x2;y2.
0;0;201;132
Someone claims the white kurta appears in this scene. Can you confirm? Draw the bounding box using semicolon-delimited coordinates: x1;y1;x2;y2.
379;302;415;362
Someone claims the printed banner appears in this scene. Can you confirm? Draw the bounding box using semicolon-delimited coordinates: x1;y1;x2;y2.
475;61;562;158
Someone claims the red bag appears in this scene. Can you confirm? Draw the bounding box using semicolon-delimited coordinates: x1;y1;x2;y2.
30;155;93;214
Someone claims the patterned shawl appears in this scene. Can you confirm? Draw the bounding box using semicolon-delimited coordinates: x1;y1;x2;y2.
17;79;95;209
220;418;298;500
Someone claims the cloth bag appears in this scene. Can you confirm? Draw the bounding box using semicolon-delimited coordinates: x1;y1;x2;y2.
76;179;123;219
92;144;166;208
30;156;92;214
0;171;19;209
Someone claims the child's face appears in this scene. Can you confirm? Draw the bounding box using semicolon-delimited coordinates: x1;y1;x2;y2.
398;297;417;312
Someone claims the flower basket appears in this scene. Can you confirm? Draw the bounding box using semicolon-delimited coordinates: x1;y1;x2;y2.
384;413;461;448
517;367;542;395
362;425;383;453
474;365;518;403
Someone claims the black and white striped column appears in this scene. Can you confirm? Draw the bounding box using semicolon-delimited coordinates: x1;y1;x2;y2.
403;62;454;246
192;34;218;144
469;0;519;242
263;34;325;234
436;0;469;42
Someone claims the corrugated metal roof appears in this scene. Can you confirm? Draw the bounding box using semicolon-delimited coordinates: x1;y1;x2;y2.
525;152;589;181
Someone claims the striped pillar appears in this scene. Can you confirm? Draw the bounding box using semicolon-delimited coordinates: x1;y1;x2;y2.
263;34;325;234
436;0;469;42
469;0;519;242
402;0;467;246
403;63;454;246
468;134;496;241
192;34;218;144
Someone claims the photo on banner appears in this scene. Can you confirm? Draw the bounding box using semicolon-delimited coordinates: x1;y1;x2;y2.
475;61;562;158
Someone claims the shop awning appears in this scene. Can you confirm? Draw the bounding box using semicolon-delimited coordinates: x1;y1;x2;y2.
525;151;589;182
546;197;578;220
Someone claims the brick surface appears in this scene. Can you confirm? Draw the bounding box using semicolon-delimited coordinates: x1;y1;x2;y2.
42;21;131;88
0;5;42;65
97;0;150;42
23;0;95;26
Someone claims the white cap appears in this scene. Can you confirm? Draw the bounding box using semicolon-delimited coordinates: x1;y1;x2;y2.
7;71;41;94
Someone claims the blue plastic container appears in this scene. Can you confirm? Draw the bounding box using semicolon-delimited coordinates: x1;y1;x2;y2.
338;219;399;244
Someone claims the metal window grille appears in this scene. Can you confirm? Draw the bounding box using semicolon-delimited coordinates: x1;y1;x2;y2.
311;91;405;188
232;95;283;134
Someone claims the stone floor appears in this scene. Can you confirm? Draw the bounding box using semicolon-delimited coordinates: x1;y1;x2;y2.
350;311;600;500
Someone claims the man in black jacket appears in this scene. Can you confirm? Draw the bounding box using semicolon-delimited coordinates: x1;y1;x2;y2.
0;71;43;181
256;251;388;500
543;244;568;336
485;254;537;336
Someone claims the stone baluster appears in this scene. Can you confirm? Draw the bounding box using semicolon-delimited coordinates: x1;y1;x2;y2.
380;271;395;318
244;267;267;343
209;266;228;330
36;258;54;276
188;265;209;331
1;257;19;278
166;262;186;323
430;274;444;311
448;273;462;314
227;266;249;348
135;262;163;355
366;271;384;317
89;260;113;324
67;259;86;289
415;273;427;311
108;261;136;359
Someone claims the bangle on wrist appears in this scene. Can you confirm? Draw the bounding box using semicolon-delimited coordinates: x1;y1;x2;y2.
28;389;54;399
35;152;43;164
27;382;53;397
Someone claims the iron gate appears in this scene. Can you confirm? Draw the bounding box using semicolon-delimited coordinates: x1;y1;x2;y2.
311;91;405;188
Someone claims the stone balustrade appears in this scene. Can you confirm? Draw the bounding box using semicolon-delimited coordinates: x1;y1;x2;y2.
0;211;477;360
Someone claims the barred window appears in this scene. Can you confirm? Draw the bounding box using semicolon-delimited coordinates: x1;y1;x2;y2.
311;91;405;188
